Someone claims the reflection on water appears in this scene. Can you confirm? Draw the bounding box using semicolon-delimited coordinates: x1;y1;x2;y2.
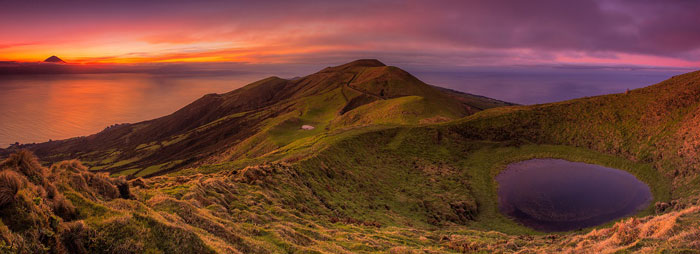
0;73;270;146
496;159;652;232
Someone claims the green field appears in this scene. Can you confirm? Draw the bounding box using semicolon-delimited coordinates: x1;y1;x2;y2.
1;61;699;253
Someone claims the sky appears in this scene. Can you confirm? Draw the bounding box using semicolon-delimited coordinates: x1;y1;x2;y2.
1;0;699;69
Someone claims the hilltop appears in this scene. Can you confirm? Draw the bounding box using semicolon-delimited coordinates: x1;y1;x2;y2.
8;59;511;177
0;62;699;253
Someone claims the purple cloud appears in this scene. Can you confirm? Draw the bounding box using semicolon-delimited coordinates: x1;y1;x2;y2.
0;0;698;66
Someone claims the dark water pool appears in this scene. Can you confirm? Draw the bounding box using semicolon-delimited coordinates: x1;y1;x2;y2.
496;159;652;232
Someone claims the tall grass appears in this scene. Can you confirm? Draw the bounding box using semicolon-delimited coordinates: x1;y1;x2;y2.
60;221;89;254
0;170;23;207
1;149;45;182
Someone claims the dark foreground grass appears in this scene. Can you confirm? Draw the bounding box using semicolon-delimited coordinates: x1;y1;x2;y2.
0;141;695;253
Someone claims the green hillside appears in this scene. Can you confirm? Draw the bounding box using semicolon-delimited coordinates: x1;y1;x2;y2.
8;59;509;177
0;63;699;253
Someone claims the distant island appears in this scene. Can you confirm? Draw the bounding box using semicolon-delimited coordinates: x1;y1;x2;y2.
43;55;66;63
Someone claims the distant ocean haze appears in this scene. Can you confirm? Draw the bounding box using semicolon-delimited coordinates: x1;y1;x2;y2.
0;73;270;146
411;66;689;105
0;66;690;146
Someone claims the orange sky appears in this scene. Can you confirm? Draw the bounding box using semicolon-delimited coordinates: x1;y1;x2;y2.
1;1;699;68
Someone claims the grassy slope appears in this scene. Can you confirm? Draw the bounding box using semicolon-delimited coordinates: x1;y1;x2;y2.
431;86;517;110
1;67;699;253
7;59;509;177
447;70;700;201
281;126;672;233
178;69;699;252
0;133;692;253
186;69;699;251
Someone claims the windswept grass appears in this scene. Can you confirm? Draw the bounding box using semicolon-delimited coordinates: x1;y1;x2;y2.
2;64;699;253
0;170;23;207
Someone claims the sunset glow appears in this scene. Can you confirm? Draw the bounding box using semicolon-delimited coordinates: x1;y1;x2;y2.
3;1;700;252
1;0;699;68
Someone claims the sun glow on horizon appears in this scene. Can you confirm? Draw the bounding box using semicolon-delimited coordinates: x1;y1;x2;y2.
1;1;699;68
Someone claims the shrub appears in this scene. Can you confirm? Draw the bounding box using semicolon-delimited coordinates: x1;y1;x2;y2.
52;195;78;221
1;150;45;182
60;221;89;254
69;174;89;192
51;160;87;174
612;218;640;245
0;170;23;207
130;178;147;188
84;172;119;200
43;182;58;200
235;164;279;184
112;176;131;199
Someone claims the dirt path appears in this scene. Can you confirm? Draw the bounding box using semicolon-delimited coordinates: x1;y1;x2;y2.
344;72;384;100
339;73;355;102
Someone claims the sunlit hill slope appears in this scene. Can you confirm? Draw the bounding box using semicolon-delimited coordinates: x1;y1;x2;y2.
6;59;512;177
0;61;699;253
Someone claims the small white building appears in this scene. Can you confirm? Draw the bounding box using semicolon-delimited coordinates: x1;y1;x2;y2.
301;125;315;130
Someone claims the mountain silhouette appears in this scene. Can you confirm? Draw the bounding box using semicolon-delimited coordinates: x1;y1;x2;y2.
43;55;66;63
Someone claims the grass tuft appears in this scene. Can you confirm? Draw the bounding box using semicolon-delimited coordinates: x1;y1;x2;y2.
0;170;23;207
52;194;78;221
60;221;90;254
1;149;45;184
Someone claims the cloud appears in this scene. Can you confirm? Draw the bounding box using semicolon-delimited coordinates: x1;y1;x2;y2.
0;42;39;49
0;0;698;67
